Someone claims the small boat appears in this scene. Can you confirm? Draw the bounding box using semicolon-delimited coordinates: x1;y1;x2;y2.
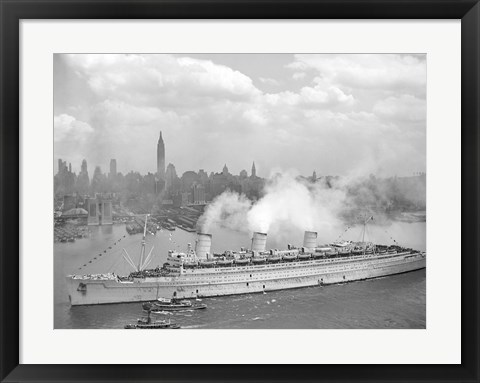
325;250;338;257
267;255;282;263
143;297;207;312
298;253;312;260
198;259;216;268
252;257;266;264
217;258;234;266
183;261;198;268
125;313;180;329
234;258;250;265
282;253;298;261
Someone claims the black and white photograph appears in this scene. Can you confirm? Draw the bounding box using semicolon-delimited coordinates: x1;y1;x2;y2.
54;53;426;330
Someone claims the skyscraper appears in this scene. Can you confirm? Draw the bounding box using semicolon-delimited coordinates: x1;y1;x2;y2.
109;159;117;178
76;159;90;195
165;163;178;191
57;159;67;174
157;131;165;180
81;159;88;174
251;161;256;178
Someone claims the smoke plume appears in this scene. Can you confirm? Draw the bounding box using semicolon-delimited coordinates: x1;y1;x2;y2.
198;171;346;244
198;169;426;249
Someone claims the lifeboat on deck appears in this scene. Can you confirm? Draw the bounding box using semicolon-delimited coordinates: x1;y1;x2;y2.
182;261;198;268
198;259;216;268
252;256;267;264
217;257;234;266
282;253;298;261
267;255;282;263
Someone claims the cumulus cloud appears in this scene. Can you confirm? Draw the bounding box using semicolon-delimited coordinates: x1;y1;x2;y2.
54;114;93;142
373;94;426;122
54;54;426;177
292;72;306;80
259;77;281;86
299;84;354;107
288;54;426;95
264;84;354;109
68;54;260;107
54;114;94;169
242;108;268;126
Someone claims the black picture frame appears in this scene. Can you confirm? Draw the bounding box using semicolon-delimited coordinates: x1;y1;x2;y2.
1;1;478;382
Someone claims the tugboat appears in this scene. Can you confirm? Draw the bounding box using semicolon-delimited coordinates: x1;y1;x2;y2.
124;311;180;329
143;297;207;312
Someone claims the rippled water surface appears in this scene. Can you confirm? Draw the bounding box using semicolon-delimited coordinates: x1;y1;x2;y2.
54;222;426;329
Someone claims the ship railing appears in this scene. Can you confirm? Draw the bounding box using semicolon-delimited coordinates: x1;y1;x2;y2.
176;247;420;272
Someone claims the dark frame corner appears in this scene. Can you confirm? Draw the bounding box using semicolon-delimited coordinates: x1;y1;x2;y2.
1;1;479;382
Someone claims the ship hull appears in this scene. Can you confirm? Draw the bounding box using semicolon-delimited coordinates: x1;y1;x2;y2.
66;252;426;306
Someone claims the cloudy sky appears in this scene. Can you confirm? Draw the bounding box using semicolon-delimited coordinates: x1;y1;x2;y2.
54;54;426;178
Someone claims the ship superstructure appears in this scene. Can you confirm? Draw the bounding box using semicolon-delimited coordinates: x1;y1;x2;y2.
66;216;426;306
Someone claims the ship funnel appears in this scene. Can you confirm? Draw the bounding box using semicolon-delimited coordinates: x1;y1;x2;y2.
303;231;318;250
195;233;212;259
251;232;267;253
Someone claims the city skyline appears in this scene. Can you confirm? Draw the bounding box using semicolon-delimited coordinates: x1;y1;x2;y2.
55;154;275;179
57;127;313;180
55;127;270;206
54;54;426;177
53;130;322;179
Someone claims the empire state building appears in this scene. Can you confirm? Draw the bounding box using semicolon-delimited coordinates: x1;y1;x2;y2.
157;131;165;180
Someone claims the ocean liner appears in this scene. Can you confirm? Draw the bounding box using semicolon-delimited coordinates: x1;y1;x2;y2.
66;216;426;306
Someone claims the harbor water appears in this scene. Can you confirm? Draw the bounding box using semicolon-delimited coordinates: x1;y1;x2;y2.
54;221;426;329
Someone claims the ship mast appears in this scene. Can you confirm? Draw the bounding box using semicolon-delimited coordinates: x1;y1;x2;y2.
362;213;366;243
362;214;374;244
138;214;149;271
362;213;373;243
